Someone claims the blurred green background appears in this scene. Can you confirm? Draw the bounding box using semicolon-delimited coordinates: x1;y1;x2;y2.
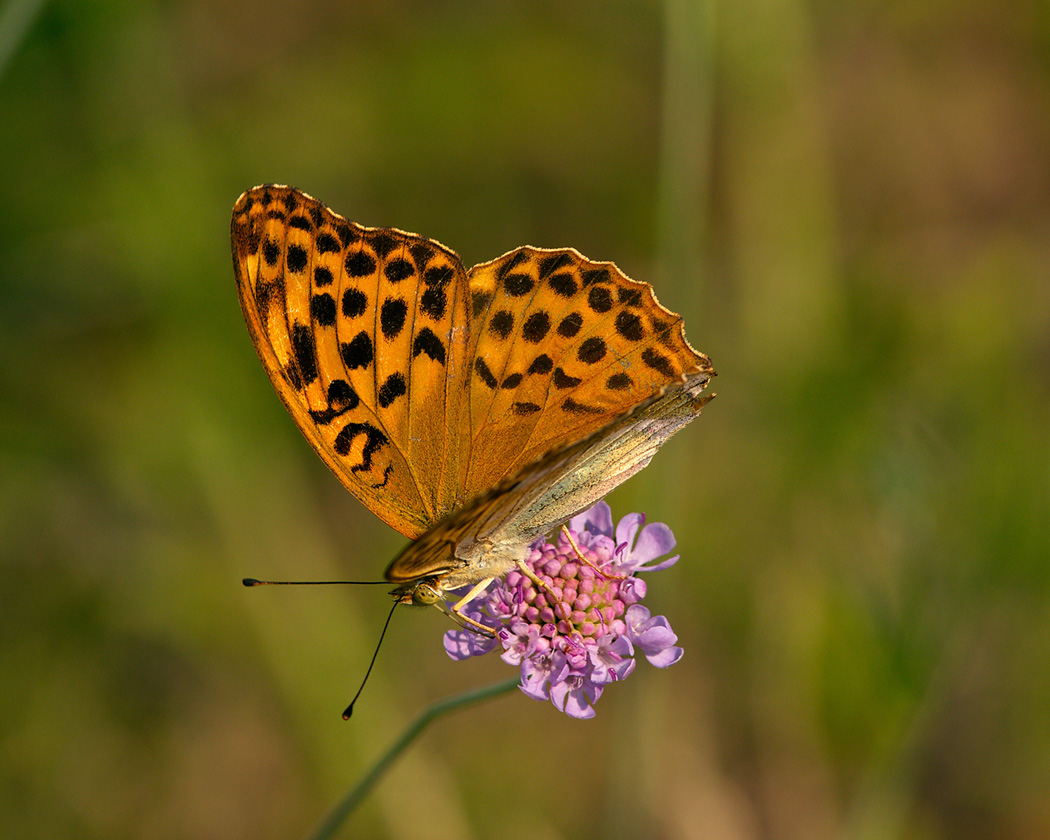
2;0;1048;838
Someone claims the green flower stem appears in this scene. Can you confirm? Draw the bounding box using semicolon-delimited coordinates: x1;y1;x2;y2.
307;676;521;840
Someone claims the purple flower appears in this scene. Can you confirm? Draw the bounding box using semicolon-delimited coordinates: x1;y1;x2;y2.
443;501;684;718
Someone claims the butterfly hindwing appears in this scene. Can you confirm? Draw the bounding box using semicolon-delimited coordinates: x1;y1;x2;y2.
385;371;712;589
459;247;711;500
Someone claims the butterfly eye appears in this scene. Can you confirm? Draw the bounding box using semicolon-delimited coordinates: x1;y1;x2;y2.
410;581;442;606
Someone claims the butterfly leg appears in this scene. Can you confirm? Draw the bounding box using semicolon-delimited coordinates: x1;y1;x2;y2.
561;526;627;580
515;560;556;594
448;578;500;635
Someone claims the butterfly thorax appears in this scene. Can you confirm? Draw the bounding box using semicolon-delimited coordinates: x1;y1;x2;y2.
384;526;527;601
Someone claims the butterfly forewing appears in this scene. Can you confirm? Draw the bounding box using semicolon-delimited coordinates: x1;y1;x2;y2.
232;186;470;538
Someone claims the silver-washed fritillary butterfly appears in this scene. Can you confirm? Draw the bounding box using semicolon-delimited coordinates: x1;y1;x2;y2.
231;185;715;617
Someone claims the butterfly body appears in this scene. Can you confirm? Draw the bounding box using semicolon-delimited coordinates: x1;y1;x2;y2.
231;185;714;608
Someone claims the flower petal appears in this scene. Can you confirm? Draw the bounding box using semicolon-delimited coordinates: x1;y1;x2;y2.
443;629;497;660
570;501;613;538
631;522;676;565
614;512;645;554
520;670;550;701
498;619;540;665
635;553;680;573
562;689;597;719
550;677;601;719
646;645;683;668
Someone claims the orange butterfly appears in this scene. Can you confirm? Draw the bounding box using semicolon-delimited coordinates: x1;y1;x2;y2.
232;186;714;621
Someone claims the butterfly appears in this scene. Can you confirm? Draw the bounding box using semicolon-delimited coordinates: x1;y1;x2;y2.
231;185;714;622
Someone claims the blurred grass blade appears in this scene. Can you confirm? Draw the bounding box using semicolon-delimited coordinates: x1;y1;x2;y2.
0;0;47;85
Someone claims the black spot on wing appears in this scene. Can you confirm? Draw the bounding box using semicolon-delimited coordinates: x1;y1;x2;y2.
287;244;308;274
641;347;676;377
340;332;374;369
557;312;582;338
291;323;318;384
503;273;534;297
527;354;553;375
581;267;611;286
472;290;491;317
334;221;357;248
587;286;613;313
410;243;435;268
380;298;408;339
553;367;582;388
370;232;399;258
263;237;280;266
309;379;360;424
562;397;603;415
328;379;359;411
617;287;643;307
474;358;497;389
345;249;376;278
522;311;551;343
342;288;368;318
412;328;446;364
310;293;336;327
549;273;577;297
489;310;514;340
500;249;531;273
420;285;447;319
424;265;454;285
255;278;284;316
317;233;340;254
651;317;677;349
385;258;415;283
378;373;406;407
578;336;607;364
538;253;573;277
334;422;388;472
615;311;644;341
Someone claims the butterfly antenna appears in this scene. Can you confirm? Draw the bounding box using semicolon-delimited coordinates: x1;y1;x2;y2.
342;599;400;719
243;578;388;586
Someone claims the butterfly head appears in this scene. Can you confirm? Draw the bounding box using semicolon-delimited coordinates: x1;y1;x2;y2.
391;578;444;607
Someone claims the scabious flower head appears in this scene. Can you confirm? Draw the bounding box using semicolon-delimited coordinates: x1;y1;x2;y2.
443;501;684;718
